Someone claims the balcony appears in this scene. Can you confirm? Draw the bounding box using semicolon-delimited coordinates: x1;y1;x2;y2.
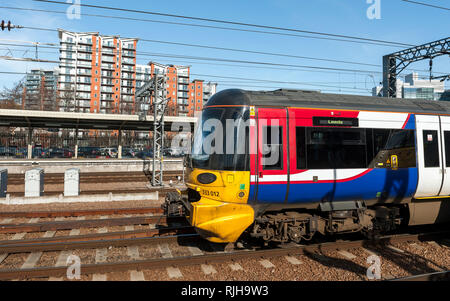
101;87;113;93
178;107;189;113
178;85;189;92
78;46;92;53
79;39;93;45
102;56;115;63
122;51;136;58
122;58;134;65
122;44;135;50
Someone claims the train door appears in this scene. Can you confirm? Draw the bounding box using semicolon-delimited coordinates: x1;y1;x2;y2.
438;116;450;196
256;108;288;203
415;115;443;198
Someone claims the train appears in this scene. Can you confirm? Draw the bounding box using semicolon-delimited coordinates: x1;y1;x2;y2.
164;88;450;244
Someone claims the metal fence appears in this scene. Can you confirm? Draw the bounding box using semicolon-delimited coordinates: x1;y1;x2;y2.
0;129;156;159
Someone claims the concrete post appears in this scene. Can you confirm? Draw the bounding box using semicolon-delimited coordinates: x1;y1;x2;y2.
118;129;122;159
0;169;7;198
27;127;33;159
74;128;79;159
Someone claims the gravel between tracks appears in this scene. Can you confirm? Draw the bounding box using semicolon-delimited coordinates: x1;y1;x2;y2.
0;199;165;213
66;239;450;281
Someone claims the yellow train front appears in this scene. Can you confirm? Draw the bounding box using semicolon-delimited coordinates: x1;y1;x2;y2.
165;89;255;243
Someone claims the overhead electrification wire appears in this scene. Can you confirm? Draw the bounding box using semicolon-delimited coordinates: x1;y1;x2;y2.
1;35;446;77
0;27;384;74
0;70;370;94
32;0;415;47
0;57;373;92
0;6;405;48
0;13;380;68
401;0;450;11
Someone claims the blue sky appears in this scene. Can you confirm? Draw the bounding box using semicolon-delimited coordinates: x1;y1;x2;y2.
0;0;448;95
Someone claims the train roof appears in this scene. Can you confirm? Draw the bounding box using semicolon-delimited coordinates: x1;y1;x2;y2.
205;88;450;115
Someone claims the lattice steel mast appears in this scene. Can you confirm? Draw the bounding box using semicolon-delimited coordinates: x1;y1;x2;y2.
136;74;168;186
383;37;450;98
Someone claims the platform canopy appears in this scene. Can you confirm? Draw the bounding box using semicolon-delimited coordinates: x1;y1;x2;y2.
0;109;196;132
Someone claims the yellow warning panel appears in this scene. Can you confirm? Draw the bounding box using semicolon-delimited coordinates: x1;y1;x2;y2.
250;106;256;117
391;155;398;170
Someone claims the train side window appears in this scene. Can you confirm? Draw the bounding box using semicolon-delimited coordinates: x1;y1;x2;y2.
445;131;450;168
370;129;417;168
262;126;283;170
296;127;306;170
423;130;440;168
306;128;366;169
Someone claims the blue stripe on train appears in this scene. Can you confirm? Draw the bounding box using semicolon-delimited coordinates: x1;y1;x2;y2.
404;114;416;130
250;168;418;204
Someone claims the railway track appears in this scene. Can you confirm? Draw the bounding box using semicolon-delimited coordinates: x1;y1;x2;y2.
0;215;186;234
0;224;448;281
6;187;180;198
7;171;184;185
0;228;197;253
0;207;164;218
391;270;450;281
6;171;185;197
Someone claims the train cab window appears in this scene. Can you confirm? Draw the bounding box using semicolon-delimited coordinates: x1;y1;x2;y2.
262;126;283;170
306;128;366;169
370;129;416;168
423;130;440;168
444;131;450;167
296;127;306;170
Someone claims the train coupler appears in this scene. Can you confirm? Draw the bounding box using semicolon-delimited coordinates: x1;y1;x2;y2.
162;191;186;217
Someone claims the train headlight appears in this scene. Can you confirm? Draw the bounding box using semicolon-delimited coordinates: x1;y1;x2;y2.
197;173;217;184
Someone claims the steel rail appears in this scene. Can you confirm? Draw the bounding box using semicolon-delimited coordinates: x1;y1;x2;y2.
0;228;197;253
7;187;179;197
391;270;450;281
0;215;187;234
7;171;183;185
0;226;195;246
0;230;448;280
0;207;164;218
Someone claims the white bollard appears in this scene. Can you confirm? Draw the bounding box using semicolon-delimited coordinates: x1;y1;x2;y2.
64;168;80;197
0;169;7;198
25;168;44;197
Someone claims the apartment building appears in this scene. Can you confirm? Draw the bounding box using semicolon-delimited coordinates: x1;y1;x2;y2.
188;80;217;116
136;62;191;116
22;69;58;111
58;29;138;114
